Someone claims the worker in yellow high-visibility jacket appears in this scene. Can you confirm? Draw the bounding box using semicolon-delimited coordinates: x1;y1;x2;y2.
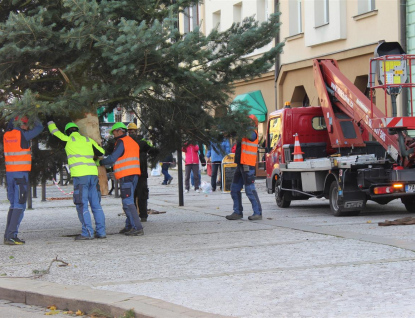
48;119;106;240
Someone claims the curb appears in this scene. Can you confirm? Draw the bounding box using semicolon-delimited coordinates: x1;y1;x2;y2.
0;278;230;318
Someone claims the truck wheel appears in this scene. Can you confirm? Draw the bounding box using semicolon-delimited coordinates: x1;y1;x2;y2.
275;183;291;208
329;180;347;217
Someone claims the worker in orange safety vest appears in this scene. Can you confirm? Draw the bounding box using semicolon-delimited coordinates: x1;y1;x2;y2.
226;114;262;221
3;116;43;245
100;122;144;236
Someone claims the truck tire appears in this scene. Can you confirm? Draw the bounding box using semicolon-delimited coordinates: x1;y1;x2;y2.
329;180;348;217
275;182;291;208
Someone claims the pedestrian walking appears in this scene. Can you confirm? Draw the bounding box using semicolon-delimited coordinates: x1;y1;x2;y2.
48;118;106;240
100;122;143;236
182;143;200;193
161;153;174;185
226;115;262;221
3;116;43;245
207;137;231;191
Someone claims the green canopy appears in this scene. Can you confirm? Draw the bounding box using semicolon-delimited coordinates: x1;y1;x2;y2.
97;106;114;122
232;90;267;123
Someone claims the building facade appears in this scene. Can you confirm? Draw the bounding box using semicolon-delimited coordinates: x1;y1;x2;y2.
200;0;276;138
277;0;413;118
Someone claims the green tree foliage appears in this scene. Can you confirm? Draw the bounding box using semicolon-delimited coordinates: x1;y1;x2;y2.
0;0;283;158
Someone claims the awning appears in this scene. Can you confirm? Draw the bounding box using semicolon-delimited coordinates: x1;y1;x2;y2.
232;90;267;123
97;106;114;122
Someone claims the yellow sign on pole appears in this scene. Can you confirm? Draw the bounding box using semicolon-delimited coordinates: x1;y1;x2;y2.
221;153;237;193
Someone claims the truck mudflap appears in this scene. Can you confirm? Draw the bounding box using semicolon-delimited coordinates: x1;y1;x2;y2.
338;189;367;211
328;173;366;216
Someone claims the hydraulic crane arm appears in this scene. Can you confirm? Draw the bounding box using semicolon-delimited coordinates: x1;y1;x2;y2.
313;58;415;165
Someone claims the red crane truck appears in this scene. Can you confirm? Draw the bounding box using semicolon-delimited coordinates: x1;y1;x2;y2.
265;42;415;216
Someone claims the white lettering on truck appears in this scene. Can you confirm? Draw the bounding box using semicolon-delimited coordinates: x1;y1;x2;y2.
331;82;354;109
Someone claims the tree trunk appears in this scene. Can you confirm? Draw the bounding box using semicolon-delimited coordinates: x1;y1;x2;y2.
75;113;108;195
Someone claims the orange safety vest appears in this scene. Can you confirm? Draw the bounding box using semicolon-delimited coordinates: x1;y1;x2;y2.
113;136;141;179
3;129;32;172
240;133;258;167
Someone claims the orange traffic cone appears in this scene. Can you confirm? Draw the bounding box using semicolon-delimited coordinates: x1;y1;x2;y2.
292;133;304;162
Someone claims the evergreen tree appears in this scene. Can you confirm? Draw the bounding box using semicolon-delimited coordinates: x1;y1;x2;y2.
0;0;283;159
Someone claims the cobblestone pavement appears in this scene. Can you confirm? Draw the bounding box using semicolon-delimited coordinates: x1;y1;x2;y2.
1;169;415;317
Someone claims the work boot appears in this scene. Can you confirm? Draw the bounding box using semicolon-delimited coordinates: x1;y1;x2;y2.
125;229;144;236
141;218;147;222
94;234;107;239
119;227;131;234
74;235;94;241
226;213;243;220
4;237;25;245
167;177;173;185
248;214;262;221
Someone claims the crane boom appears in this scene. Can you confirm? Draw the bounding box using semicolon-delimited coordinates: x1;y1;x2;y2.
313;57;415;166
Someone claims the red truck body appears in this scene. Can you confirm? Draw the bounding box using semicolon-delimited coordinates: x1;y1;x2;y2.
265;44;415;216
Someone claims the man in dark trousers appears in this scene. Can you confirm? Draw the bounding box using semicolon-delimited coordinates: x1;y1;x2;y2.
127;123;157;222
100;122;143;236
3;116;43;245
226;115;262;221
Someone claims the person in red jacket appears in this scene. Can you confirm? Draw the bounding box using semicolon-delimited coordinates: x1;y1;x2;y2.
182;143;200;193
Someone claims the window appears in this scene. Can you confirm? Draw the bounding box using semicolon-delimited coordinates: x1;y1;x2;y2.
289;0;302;35
183;5;199;34
291;85;308;107
269;117;282;148
358;0;375;14
312;117;327;131
233;2;242;24
213;10;221;31
115;113;122;122
314;0;329;27
257;0;269;23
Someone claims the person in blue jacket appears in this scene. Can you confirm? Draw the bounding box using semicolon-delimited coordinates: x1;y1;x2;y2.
206;137;231;192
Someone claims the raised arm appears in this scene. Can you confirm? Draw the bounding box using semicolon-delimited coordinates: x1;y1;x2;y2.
21;119;43;141
48;121;70;142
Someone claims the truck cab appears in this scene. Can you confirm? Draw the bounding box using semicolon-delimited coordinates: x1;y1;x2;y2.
265;105;332;194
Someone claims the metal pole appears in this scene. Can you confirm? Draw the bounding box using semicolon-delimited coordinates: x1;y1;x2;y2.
114;179;119;198
32;183;37;198
178;145;184;206
59;166;64;186
27;184;33;209
400;0;408;116
41;181;46;202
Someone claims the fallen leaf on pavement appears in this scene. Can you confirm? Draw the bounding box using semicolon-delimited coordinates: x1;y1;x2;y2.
45;310;60;315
